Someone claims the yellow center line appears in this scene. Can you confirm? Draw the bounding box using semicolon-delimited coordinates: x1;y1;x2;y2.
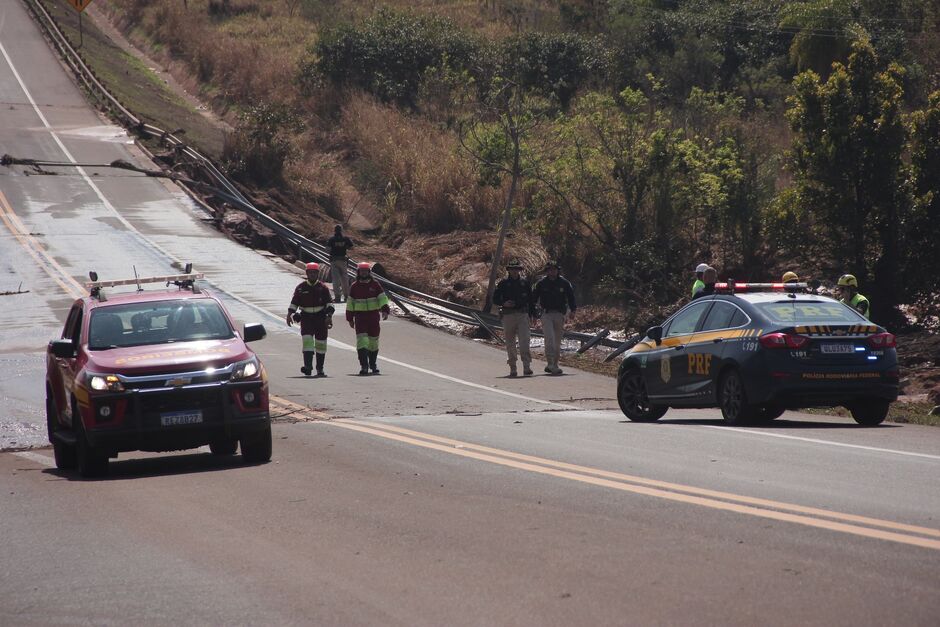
318;419;940;551
352;421;940;539
0;190;84;298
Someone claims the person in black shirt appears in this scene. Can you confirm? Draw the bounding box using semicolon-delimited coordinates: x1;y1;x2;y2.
533;261;577;375
327;225;354;303
493;259;536;377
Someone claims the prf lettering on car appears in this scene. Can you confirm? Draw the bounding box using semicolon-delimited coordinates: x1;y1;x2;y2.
688;353;712;375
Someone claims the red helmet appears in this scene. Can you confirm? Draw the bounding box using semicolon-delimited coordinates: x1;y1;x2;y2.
305;262;320;272
357;262;372;271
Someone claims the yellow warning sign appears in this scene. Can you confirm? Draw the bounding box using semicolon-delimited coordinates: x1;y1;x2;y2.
66;0;93;12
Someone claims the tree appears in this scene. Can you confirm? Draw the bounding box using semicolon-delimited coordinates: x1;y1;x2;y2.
905;91;940;297
787;39;906;324
459;76;548;313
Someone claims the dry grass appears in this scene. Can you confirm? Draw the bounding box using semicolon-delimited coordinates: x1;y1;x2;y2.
341;93;505;233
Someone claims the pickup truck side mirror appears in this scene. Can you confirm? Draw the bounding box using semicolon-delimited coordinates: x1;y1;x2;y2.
243;323;266;343
646;326;663;346
50;338;76;358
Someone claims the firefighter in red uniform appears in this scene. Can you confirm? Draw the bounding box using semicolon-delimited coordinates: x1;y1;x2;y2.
346;262;390;375
287;263;334;377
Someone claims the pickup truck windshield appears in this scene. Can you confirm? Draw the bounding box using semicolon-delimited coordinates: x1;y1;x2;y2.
88;299;234;350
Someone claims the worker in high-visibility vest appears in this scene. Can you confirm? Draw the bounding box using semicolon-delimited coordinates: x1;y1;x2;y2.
287;263;334;377
346;262;390;375
837;274;870;319
692;263;708;296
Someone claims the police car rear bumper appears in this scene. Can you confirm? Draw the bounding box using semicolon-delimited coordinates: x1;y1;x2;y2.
750;374;899;408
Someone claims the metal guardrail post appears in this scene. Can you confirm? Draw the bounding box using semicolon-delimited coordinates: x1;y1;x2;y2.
469;312;504;345
603;334;642;363
576;328;610;354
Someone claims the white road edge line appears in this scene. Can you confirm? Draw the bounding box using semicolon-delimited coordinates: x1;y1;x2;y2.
699;425;940;461
0;40;574;412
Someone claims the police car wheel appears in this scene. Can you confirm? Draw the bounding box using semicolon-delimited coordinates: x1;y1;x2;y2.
718;370;757;425
757;406;785;422
618;370;667;422
849;400;889;426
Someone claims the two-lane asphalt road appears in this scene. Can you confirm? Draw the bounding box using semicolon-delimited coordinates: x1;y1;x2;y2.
1;2;937;624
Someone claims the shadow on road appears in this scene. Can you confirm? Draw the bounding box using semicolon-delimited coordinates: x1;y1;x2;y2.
648;417;900;429
43;452;268;482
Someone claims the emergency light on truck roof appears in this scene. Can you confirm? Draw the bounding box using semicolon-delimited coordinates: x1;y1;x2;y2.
714;281;808;295
86;265;203;301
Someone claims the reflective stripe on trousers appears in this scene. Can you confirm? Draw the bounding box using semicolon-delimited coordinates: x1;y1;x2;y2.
302;335;328;354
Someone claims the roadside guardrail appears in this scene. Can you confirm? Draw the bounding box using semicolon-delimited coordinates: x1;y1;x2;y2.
20;0;629;357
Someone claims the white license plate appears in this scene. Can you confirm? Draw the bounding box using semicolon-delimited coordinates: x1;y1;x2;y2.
821;343;854;354
160;410;203;426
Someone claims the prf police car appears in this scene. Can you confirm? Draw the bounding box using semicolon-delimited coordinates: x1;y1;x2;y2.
46;268;271;477
617;282;899;426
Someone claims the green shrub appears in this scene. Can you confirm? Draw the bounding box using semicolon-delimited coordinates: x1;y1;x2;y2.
224;102;303;186
299;9;482;107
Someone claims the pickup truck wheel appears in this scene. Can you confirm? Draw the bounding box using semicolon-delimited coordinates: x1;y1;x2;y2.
718;370;757;425
209;438;238;456
47;394;76;470
240;425;272;463
74;402;108;478
850;400;889;426
617;370;667;422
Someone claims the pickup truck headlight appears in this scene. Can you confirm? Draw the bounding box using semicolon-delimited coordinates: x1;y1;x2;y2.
232;356;260;380
88;374;124;392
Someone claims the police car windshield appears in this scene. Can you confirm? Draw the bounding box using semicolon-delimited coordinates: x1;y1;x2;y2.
88;300;234;350
755;301;867;325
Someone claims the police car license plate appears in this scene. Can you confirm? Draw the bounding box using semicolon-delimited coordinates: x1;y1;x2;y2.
821;343;854;354
160;410;203;426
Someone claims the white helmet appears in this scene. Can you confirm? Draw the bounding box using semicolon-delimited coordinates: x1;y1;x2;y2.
695;263;709;273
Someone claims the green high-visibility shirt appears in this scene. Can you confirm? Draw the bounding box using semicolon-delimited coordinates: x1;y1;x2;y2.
842;293;870;319
692;279;705;296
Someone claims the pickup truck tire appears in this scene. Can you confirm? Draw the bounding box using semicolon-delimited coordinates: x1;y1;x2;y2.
74;400;109;478
46;394;76;470
240;425;272;463
209;438;238;455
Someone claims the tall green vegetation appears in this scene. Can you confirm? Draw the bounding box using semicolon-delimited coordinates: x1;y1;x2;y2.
786;40;907;325
110;0;940;328
294;2;940;325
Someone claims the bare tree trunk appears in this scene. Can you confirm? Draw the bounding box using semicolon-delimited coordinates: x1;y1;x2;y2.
483;146;521;313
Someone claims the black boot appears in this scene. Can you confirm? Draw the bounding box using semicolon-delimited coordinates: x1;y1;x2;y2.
315;353;326;377
301;351;313;376
369;350;379;374
357;349;369;375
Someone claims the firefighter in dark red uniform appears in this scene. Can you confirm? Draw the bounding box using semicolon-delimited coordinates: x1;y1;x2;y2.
346;262;390;375
287;262;334;377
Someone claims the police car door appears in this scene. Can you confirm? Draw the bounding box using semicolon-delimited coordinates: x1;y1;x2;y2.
684;301;743;402
645;301;711;400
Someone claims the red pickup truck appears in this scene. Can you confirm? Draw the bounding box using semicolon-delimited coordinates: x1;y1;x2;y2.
46;271;271;477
